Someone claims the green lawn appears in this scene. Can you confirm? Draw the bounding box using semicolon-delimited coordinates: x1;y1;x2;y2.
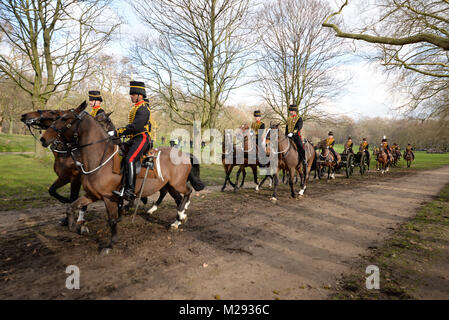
0;133;35;152
0;154;68;210
1;136;448;211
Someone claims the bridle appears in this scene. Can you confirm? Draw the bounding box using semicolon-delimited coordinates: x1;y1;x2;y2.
48;110;120;175
25;110;62;141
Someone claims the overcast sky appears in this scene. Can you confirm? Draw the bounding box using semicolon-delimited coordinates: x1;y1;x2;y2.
106;0;409;120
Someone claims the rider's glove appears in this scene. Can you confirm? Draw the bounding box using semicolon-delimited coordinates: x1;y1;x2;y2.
287;133;293;138
107;130;116;137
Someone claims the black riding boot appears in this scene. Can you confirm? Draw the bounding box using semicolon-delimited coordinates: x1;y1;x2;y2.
124;162;136;201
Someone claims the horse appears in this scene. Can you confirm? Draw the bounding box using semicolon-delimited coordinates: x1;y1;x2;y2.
404;149;414;168
257;122;315;201
374;146;391;174
233;123;259;191
315;139;338;180
221;130;238;191
20;110;160;227
358;144;371;171
392;149;401;166
40;101;205;252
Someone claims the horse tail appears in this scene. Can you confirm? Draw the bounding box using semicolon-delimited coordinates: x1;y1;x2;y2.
189;154;205;191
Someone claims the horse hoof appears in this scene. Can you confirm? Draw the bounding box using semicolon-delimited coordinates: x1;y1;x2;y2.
80;225;89;235
147;205;158;214
171;220;181;229
101;248;112;255
58;217;69;226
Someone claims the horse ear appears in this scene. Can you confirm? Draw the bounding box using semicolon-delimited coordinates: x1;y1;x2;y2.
75;101;88;114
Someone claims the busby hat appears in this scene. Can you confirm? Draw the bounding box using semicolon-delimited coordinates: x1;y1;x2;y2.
88;90;102;102
254;110;261;117
362;137;367;141
288;104;298;112
130;81;146;98
328;131;333;136
348;136;352;139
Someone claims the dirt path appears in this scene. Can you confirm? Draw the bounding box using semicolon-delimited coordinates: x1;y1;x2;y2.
1;166;448;299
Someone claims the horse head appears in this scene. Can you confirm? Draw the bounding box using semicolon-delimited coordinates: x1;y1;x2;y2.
21;109;66;130
40;101;88;147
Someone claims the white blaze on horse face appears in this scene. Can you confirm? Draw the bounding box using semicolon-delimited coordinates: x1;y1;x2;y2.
148;205;158;214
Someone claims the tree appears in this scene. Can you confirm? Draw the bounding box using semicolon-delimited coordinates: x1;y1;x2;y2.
323;0;449;118
0;0;121;110
256;0;347;124
131;0;254;129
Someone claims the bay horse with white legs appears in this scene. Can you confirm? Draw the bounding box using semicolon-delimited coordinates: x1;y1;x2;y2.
20;109;156;228
40;102;205;252
374;146;391;174
315;139;337;180
257;122;315;201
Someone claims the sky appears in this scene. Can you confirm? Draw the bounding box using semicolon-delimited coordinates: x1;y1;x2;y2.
105;0;409;120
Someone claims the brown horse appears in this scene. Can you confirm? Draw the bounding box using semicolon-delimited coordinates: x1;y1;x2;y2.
404;149;414;168
21;109;156;227
233;123;259;191
316;139;337;180
40;101;204;252
221;129;238;191
375;146;391;174
258;122;315;201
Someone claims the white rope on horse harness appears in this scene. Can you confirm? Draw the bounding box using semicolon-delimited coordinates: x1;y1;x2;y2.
264;128;291;155
75;145;119;175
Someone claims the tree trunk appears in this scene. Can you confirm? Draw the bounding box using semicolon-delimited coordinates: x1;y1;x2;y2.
8;120;13;134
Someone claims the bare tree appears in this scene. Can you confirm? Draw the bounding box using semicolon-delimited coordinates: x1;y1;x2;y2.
131;0;255;129
323;0;449;118
0;0;121;110
256;0;348;124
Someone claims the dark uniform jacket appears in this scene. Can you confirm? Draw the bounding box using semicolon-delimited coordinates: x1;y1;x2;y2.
117;100;151;139
285;115;303;136
90;106;105;117
251;121;265;134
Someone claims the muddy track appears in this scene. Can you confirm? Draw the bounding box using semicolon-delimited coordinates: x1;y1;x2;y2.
1;166;448;299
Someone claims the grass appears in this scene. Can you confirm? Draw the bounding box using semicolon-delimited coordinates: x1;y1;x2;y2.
332;183;449;299
1;135;449;211
0;154;69;210
0;133;36;152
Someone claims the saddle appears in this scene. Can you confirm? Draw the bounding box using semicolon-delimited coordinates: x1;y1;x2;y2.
113;146;160;179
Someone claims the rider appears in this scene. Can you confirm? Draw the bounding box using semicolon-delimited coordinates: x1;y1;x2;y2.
285;104;307;166
381;136;392;161
250;110;265;146
326;131;341;165
88;90;105;117
360;137;370;163
110;81;152;201
405;143;415;160
345;136;353;153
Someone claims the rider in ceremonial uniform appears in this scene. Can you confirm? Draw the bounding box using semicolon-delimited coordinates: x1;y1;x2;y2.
88;90;105;117
285;104;307;166
360;137;370;163
110;81;151;201
326;131;340;165
345;136;353;153
381;136;392;161
405;143;415;160
250;110;265;146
